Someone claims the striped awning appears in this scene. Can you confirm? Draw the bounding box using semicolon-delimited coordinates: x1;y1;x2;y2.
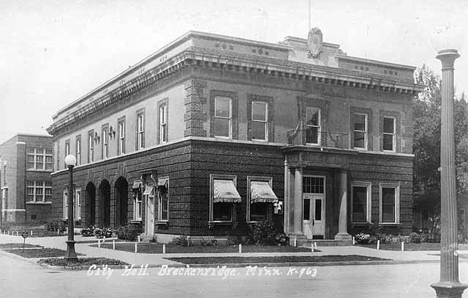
213;180;242;203
143;186;154;196
251;181;278;204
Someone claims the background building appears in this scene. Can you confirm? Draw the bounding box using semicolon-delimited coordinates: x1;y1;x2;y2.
47;30;422;243
0;134;53;224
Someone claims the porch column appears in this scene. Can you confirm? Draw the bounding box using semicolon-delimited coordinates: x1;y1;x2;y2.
293;167;303;234
335;169;352;240
283;159;290;234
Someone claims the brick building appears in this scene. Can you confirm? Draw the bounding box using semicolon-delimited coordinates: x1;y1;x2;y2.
0;134;53;224
46;29;422;244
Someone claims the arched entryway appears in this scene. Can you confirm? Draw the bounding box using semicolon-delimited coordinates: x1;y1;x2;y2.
85;182;96;227
115;177;129;227
99;180;111;227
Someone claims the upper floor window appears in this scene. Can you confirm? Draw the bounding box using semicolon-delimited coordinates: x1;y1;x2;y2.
251;101;268;141
75;135;82;166
383;117;396;152
27;181;52;202
136;110;145;150
353;113;368;150
214;97;232;138
160;103;168;144
102;125;109;159
87;130;94;163
65;140;70;157
27;148;53;171
118;118;126;155
305;107;321;145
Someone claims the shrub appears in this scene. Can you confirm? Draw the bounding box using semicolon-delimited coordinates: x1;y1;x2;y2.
355;232;372;244
46;221;66;233
200;238;217;246
248;220;277;245
81;226;95;237
117;224;141;241
94;227;113;239
171;235;189;246
275;232;289;246
408;232;421;243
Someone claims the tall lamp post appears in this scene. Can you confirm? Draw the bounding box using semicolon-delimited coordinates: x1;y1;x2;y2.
64;154;78;261
431;25;467;298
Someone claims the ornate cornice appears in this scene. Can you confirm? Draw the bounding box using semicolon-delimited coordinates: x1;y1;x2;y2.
47;46;423;136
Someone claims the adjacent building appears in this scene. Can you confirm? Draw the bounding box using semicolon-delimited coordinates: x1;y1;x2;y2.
0;134;53;224
47;29;422;243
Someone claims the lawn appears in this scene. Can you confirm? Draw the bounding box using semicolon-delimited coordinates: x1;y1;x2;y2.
357;242;468;251
3;248;80;258
166;255;389;265
91;242;314;254
0;243;42;249
38;257;128;268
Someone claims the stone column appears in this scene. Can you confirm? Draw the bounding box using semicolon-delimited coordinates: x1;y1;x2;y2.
283;159;290;234
293;167;303;235
335;169;351;240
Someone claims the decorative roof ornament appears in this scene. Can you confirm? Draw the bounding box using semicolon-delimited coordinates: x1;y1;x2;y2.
307;27;323;58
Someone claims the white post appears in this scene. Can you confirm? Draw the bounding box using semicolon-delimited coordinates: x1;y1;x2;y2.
98;239;101;248
239;244;242;254
103;236;106;244
137;235;140;243
314;242;317;249
135;242;138;253
112;240;115;250
163;244;166;254
377;240;380;250
352;236;355;245
16;231;18;236
401;241;404;252
30;230;33;236
293;237;297;247
311;243;314;252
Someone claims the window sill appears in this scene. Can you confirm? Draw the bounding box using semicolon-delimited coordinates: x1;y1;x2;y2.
209;221;233;228
131;219;142;223
156;221;169;226
26;201;52;205
379;222;401;226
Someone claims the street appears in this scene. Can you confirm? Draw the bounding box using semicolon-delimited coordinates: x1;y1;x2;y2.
2;254;468;298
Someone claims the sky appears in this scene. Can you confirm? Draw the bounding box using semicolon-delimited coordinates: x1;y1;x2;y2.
1;0;468;145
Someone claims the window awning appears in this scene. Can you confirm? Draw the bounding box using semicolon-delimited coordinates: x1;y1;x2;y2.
213;180;241;203
158;178;169;188
143;186;154;196
251;181;278;204
132;181;142;189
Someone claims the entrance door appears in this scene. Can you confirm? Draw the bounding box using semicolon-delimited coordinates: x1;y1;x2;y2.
145;194;155;237
303;194;325;239
302;176;326;239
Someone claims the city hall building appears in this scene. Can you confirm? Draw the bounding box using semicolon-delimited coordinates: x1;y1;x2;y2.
47;29;421;244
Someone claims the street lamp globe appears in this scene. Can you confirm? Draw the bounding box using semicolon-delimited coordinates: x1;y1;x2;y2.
64;154;76;168
430;24;465;54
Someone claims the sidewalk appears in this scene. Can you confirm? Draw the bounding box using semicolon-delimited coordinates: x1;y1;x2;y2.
0;233;452;267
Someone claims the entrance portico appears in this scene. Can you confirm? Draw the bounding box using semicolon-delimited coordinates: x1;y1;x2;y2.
283;147;353;244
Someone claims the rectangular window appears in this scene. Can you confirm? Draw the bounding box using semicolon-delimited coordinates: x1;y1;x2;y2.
158;177;169;221
383;117;396;151
305;107;321;145
102;125;109;159
380;184;400;224
65;140;70;157
353;113;368;149
27;148;53;170
209;175;241;223
303;176;325;194
118;118;126;155
214;97;232;138
136;111;145;150
88;131;94;163
76;136;81;166
247;177;277;222
251;101;268;141
63;189;68;219
26;181;52;202
75;188;81;220
159;103;168;144
134;188;142;221
352;183;372;223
